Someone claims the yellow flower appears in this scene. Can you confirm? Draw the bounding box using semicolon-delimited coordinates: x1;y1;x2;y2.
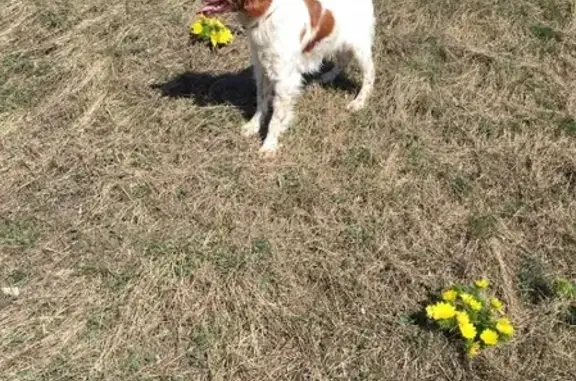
209;34;218;46
490;297;503;312
208;28;234;46
206;17;225;29
467;342;481;358
475;278;490;289
442;289;457;301
469;299;482;311
460;293;482;311
191;16;233;47
191;21;203;35
456;311;470;325
426;305;434;318
460;293;473;303
426;302;457;320
215;28;234;44
459;322;477;339
496;317;514;336
480;329;499;346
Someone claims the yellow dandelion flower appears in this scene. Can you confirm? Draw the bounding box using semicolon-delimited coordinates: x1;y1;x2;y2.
460;293;473;303
426;305;435;319
209;33;219;46
467;342;481;358
426;302;457;320
214;28;233;44
442;289;457;301
456;311;470;325
191;21;203;35
496;317;514;336
480;329;499;346
475;278;490;289
459;322;477;339
460;293;482;311
207;17;225;29
490;297;503;312
469;299;482;311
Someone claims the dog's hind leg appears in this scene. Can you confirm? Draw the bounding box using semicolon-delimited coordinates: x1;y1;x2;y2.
347;44;375;112
320;50;352;83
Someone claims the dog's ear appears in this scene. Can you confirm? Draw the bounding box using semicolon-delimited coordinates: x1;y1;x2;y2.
242;0;272;18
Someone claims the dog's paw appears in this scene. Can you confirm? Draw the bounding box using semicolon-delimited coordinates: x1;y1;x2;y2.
259;140;279;158
346;99;366;112
241;120;259;137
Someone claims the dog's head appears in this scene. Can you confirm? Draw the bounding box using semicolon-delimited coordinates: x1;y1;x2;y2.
197;0;272;18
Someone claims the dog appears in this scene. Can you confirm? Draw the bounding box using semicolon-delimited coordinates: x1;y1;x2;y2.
197;0;375;156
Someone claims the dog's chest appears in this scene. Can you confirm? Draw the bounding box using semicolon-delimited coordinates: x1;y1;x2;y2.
245;20;275;49
246;23;282;73
242;7;336;78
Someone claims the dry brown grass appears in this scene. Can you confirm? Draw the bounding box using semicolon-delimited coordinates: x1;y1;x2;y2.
1;0;576;379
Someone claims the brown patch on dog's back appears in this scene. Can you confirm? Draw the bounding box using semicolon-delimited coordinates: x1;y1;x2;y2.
302;0;335;53
242;0;272;18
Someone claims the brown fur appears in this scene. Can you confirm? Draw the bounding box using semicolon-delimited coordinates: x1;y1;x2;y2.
303;0;323;28
240;0;272;18
302;0;335;53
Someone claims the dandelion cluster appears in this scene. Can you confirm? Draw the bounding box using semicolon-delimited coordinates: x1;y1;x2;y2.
190;16;234;47
425;278;514;358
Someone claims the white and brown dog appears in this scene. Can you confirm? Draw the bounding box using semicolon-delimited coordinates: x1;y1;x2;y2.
197;0;375;156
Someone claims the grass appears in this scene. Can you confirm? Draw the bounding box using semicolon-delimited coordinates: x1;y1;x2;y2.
1;0;575;379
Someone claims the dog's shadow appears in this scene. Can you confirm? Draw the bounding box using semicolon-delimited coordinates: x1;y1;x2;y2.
150;64;358;121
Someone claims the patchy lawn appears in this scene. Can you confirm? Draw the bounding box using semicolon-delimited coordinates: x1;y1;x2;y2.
1;0;575;380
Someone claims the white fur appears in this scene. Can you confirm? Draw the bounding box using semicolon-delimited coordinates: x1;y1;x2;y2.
237;0;376;155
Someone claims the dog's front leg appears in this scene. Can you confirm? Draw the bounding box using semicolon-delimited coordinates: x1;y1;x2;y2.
242;53;272;137
259;72;301;157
